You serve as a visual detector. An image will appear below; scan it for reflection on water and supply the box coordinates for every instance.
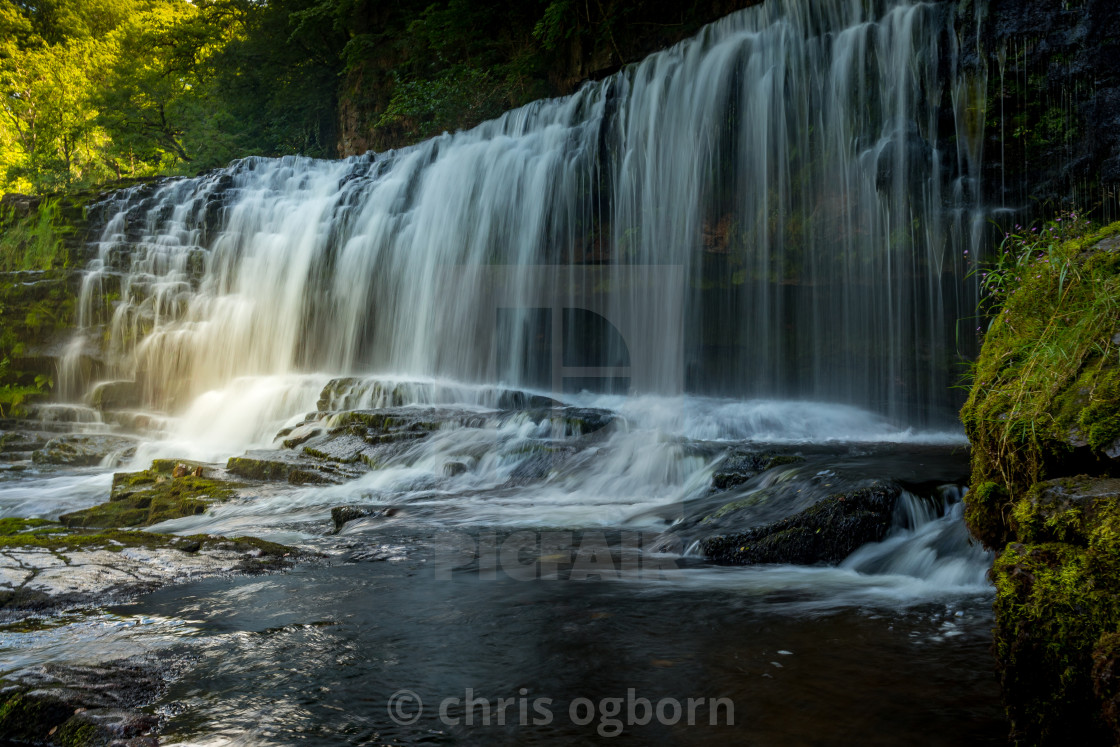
[112,557,1004,745]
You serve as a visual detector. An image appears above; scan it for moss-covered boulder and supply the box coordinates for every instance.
[983,479,1120,743]
[962,220,1120,744]
[962,221,1120,546]
[59,462,240,528]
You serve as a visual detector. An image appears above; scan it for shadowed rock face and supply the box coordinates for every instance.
[701,482,900,565]
[960,0,1120,212]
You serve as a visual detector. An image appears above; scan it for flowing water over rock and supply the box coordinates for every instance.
[63,0,984,427]
[0,0,1007,742]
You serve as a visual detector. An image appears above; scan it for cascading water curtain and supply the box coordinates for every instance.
[67,0,986,427]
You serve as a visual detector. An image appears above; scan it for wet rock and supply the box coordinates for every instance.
[328,408,444,442]
[1012,477,1120,544]
[300,432,372,463]
[496,389,559,409]
[282,425,322,449]
[87,379,141,411]
[0,518,304,615]
[504,444,576,486]
[317,378,408,411]
[710,450,805,491]
[227,451,358,484]
[0,659,168,746]
[443,461,468,477]
[520,406,616,437]
[31,434,137,467]
[330,505,398,533]
[701,482,900,565]
[171,462,203,478]
[875,123,932,194]
[0,430,52,459]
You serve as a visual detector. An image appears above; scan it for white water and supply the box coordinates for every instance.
[65,0,984,432]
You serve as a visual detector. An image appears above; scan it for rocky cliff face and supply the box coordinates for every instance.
[963,0,1120,216]
[0,187,141,411]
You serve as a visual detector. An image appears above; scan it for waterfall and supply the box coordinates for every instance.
[67,0,985,429]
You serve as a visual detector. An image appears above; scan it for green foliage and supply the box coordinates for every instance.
[377,66,510,140]
[0,198,70,271]
[534,0,575,51]
[0,0,346,194]
[0,0,749,191]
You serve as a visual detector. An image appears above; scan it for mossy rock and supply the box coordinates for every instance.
[0,691,75,743]
[962,221,1120,547]
[986,478,1120,744]
[0,517,294,558]
[992,541,1120,745]
[964,480,1012,550]
[962,221,1120,741]
[0,517,184,553]
[227,453,335,484]
[58,468,241,528]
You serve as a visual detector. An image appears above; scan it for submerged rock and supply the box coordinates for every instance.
[701,482,900,565]
[443,461,468,476]
[87,379,141,411]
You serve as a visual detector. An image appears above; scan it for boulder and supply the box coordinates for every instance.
[701,482,900,565]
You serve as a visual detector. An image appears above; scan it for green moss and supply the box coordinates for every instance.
[0,691,72,741]
[149,458,209,475]
[0,517,58,536]
[226,455,288,481]
[992,540,1120,744]
[56,718,100,747]
[962,219,1120,543]
[58,469,240,528]
[0,518,296,562]
[0,520,173,552]
[0,197,73,273]
[707,493,767,521]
